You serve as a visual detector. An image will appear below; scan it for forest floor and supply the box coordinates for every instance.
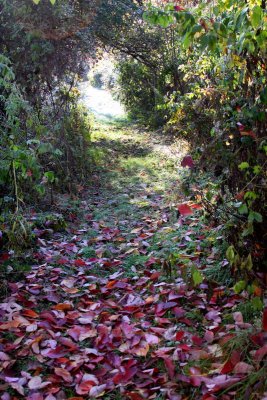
[0,120,266,400]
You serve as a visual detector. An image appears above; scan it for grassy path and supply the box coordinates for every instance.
[0,121,265,400]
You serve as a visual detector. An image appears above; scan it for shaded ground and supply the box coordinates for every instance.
[0,121,266,400]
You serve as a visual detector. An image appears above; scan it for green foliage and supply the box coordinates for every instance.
[117,59,166,126]
[143,0,267,278]
[0,56,93,211]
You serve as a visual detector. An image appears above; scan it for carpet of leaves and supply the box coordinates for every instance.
[1,171,267,399]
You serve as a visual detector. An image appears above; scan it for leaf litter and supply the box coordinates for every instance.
[0,125,266,400]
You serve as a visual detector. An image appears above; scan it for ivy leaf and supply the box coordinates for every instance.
[32,0,40,3]
[50,0,56,3]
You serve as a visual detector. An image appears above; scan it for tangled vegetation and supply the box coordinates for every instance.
[0,0,266,398]
[114,0,267,285]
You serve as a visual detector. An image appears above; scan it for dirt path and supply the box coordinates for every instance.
[0,121,265,400]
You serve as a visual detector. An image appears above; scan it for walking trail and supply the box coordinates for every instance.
[0,116,265,399]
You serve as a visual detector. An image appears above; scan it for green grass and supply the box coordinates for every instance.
[81,246,96,258]
[122,254,150,272]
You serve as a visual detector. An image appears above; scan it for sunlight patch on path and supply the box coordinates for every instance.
[79,82,126,120]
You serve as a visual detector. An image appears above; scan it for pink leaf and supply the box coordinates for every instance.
[233,311,243,325]
[89,384,107,397]
[144,333,159,345]
[28,376,50,390]
[233,362,254,374]
[254,345,267,362]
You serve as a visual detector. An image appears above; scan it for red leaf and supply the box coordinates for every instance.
[75,374,99,395]
[54,368,73,383]
[67,325,97,341]
[0,252,10,262]
[221,360,235,374]
[113,366,137,384]
[254,345,267,362]
[175,331,185,341]
[174,5,185,11]
[22,309,39,318]
[240,130,256,139]
[164,357,175,379]
[178,204,193,216]
[181,155,194,168]
[155,301,177,316]
[41,346,67,359]
[250,332,267,346]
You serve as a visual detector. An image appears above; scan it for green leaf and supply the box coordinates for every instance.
[260,87,267,105]
[248,211,263,223]
[251,5,263,29]
[251,296,263,311]
[238,161,249,170]
[36,185,45,195]
[226,245,235,264]
[244,191,258,201]
[44,171,56,183]
[241,254,253,271]
[253,165,261,174]
[32,0,40,3]
[37,142,54,154]
[238,204,248,215]
[50,0,56,4]
[158,14,173,28]
[242,221,254,237]
[200,33,217,51]
[192,268,203,286]
[233,280,246,294]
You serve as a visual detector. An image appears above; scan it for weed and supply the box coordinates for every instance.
[185,310,203,324]
[204,262,234,287]
[234,300,263,324]
[81,246,96,258]
[222,329,254,358]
